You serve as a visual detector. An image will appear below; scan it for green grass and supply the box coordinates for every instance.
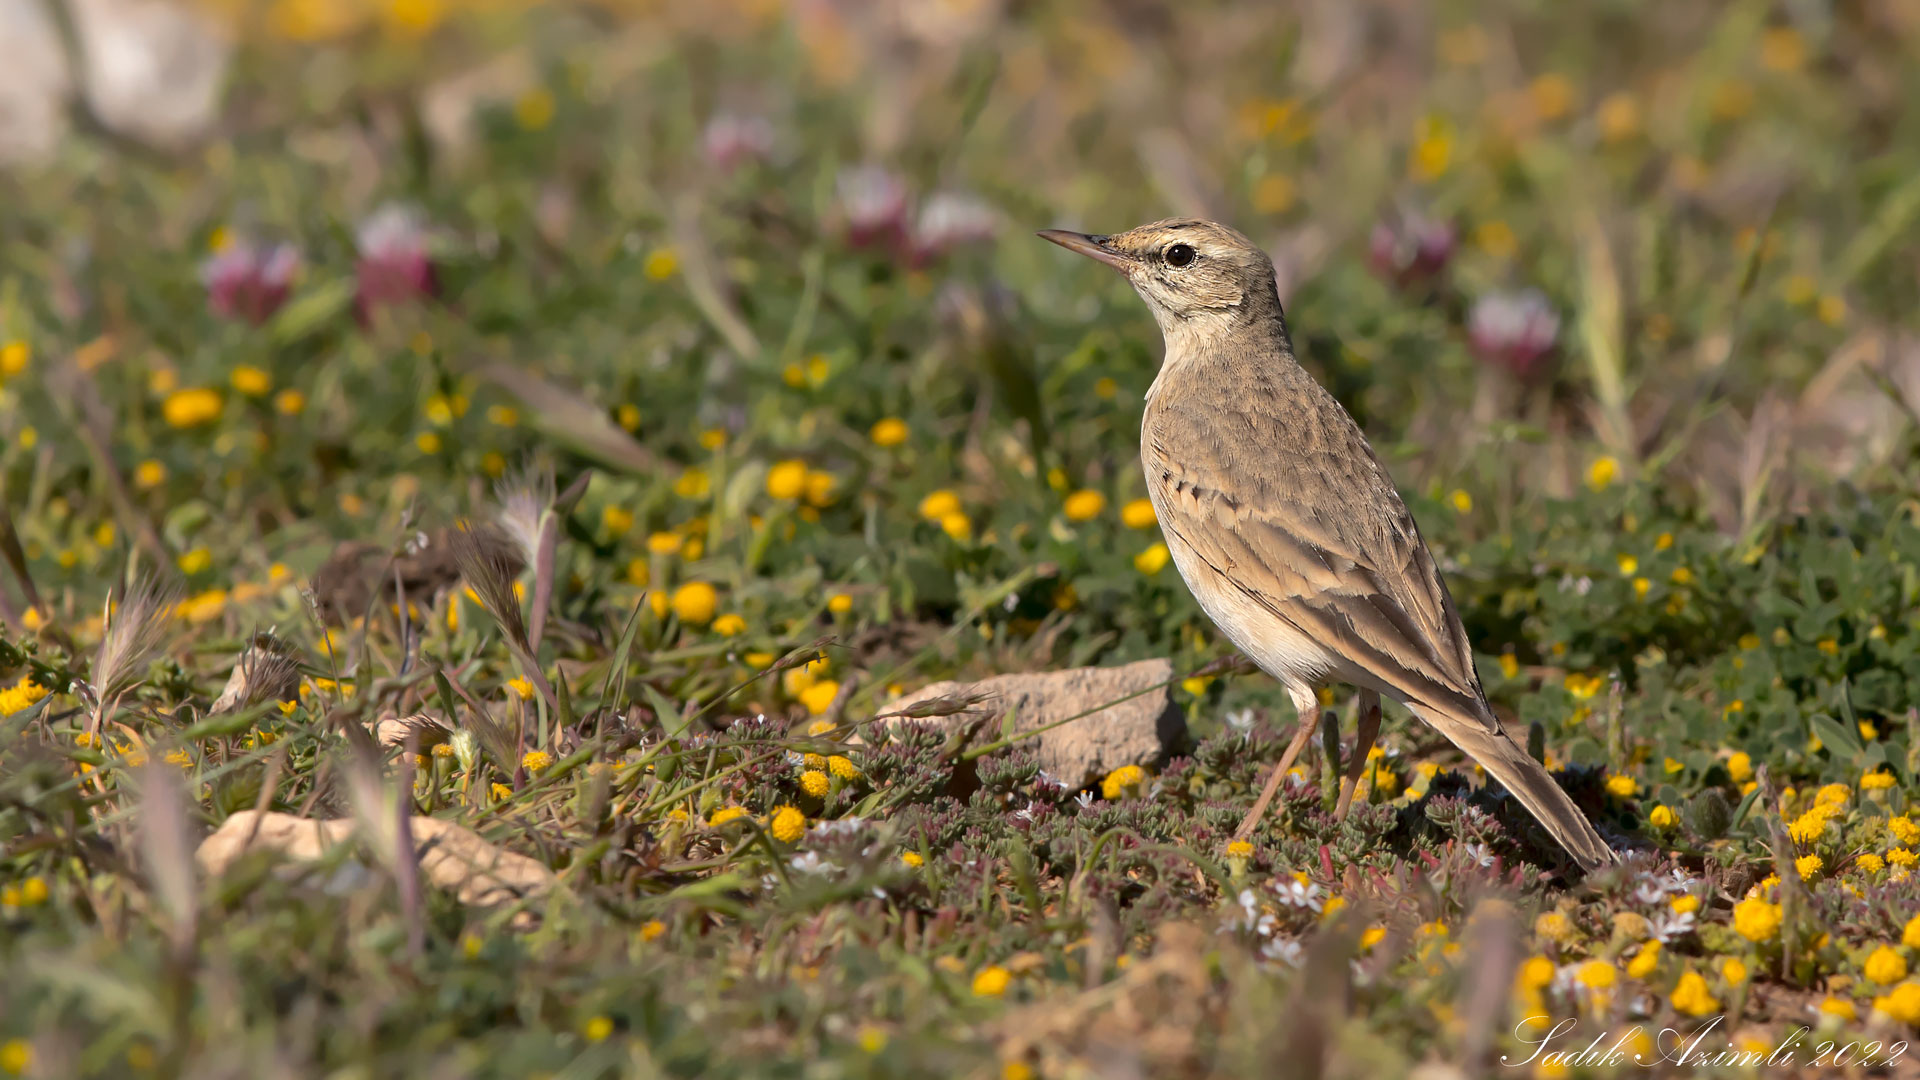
[4,2,1920,1076]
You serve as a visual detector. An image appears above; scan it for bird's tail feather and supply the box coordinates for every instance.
[1411,705,1615,873]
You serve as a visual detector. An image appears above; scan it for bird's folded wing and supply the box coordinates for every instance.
[1146,405,1496,731]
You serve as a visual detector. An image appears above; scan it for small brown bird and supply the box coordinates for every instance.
[1041,218,1613,872]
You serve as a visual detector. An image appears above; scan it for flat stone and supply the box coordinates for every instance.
[882,659,1186,787]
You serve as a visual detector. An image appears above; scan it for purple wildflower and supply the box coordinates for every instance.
[201,240,300,325]
[1467,288,1560,379]
[354,204,436,323]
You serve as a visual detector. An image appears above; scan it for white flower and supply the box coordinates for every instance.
[790,851,837,875]
[1074,791,1094,810]
[1462,842,1496,867]
[1260,937,1305,966]
[1649,910,1696,943]
[1225,708,1255,734]
[1274,878,1324,912]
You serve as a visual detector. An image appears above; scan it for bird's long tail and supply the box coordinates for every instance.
[1411,704,1615,873]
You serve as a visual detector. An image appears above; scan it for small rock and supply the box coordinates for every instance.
[0,0,72,167]
[883,659,1186,787]
[197,810,555,909]
[70,0,230,148]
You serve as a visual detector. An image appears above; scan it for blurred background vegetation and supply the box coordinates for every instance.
[3,0,1920,1075]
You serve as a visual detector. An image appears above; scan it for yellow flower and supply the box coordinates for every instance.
[0,1038,32,1076]
[1596,92,1640,142]
[1670,971,1718,1017]
[414,431,441,455]
[582,1015,613,1042]
[1473,220,1517,259]
[1859,853,1886,874]
[1101,764,1146,800]
[674,468,710,499]
[1875,981,1920,1025]
[1118,498,1159,530]
[1605,774,1638,798]
[1862,769,1896,790]
[1225,840,1253,859]
[799,769,830,798]
[1759,27,1806,72]
[134,459,168,490]
[601,505,635,537]
[1632,577,1651,599]
[638,919,667,942]
[1587,456,1619,491]
[0,339,28,376]
[1448,489,1472,513]
[1727,752,1753,782]
[274,388,305,415]
[647,532,683,556]
[1818,996,1856,1021]
[799,680,841,716]
[521,750,553,772]
[230,365,272,397]
[828,755,859,779]
[1648,804,1676,828]
[1516,956,1555,991]
[507,676,534,701]
[1866,945,1909,985]
[901,850,924,868]
[1575,959,1616,990]
[1903,914,1920,949]
[1891,818,1920,846]
[490,782,513,800]
[918,489,961,521]
[1795,854,1823,880]
[1732,896,1782,942]
[1817,294,1847,326]
[1134,543,1171,576]
[177,546,213,576]
[766,459,809,500]
[1359,926,1387,950]
[1720,957,1748,986]
[1251,172,1295,214]
[1528,73,1576,120]
[1616,553,1638,576]
[164,749,193,769]
[939,512,973,542]
[1534,911,1573,944]
[1670,894,1700,915]
[671,582,718,625]
[770,805,806,843]
[1062,490,1106,522]
[1563,672,1602,700]
[162,388,223,428]
[712,613,746,637]
[708,806,749,828]
[827,593,853,615]
[643,247,679,281]
[869,417,908,447]
[1409,115,1452,181]
[1627,941,1661,978]
[971,965,1012,997]
[804,470,837,508]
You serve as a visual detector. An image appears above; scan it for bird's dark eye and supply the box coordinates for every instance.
[1165,243,1196,268]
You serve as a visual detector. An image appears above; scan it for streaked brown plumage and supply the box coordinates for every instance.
[1040,218,1613,873]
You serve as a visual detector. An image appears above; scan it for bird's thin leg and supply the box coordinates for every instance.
[1233,703,1324,842]
[1335,688,1383,821]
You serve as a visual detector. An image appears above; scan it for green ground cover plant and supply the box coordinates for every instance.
[3,1,1919,1075]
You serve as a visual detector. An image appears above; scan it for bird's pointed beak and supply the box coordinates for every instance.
[1037,229,1135,273]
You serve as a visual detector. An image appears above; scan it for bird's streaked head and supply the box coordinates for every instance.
[1038,218,1279,336]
